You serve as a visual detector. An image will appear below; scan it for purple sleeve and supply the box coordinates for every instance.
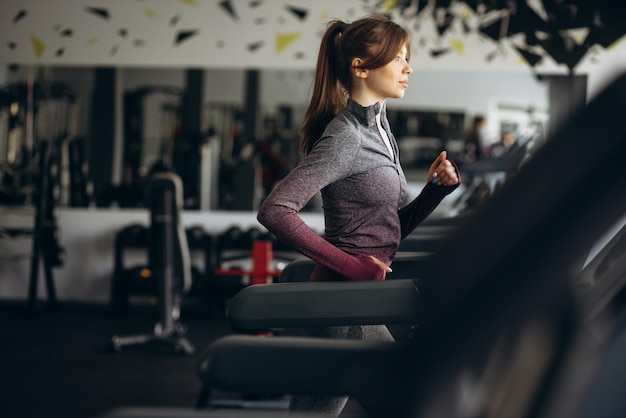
[398,163,461,239]
[257,136,385,281]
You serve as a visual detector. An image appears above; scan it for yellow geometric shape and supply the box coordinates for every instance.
[461,4,470,20]
[382,0,396,14]
[450,39,464,55]
[29,34,45,59]
[85,36,98,46]
[180,0,197,5]
[276,32,300,54]
[144,8,157,18]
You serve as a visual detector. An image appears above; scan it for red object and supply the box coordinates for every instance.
[214,240,281,285]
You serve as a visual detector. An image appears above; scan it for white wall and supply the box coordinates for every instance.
[0,206,326,304]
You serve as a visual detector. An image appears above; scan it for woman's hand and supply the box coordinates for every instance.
[428,151,459,187]
[368,255,392,279]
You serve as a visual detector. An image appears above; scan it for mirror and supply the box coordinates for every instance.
[0,65,550,211]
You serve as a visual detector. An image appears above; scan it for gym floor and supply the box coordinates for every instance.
[1,301,235,418]
[1,301,371,418]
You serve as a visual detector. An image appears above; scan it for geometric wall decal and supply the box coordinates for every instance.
[449,39,464,55]
[276,32,300,53]
[389,0,626,71]
[144,8,157,18]
[13,10,27,24]
[515,46,543,67]
[219,0,238,21]
[0,0,624,72]
[85,6,110,20]
[247,41,264,52]
[430,47,451,58]
[285,5,307,21]
[175,30,199,45]
[29,34,45,58]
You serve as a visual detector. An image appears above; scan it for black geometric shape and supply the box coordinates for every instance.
[430,48,451,58]
[170,14,181,26]
[586,27,626,49]
[219,0,238,21]
[542,1,595,31]
[485,49,501,62]
[250,0,262,7]
[85,6,110,20]
[514,46,543,67]
[507,2,548,37]
[480,17,505,41]
[60,28,73,37]
[437,0,453,8]
[540,34,589,69]
[435,10,455,37]
[13,10,27,24]
[118,28,128,38]
[55,47,65,57]
[247,41,264,52]
[463,0,480,14]
[461,18,471,34]
[285,5,307,21]
[525,30,542,47]
[175,30,199,46]
[7,42,17,50]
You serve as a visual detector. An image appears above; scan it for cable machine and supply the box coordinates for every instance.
[0,76,87,310]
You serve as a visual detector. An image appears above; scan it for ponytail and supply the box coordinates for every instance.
[299,20,351,155]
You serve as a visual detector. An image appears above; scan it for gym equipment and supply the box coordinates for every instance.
[110,223,150,310]
[27,80,80,308]
[451,134,534,213]
[214,241,281,286]
[193,73,626,417]
[111,172,194,355]
[0,80,79,310]
[28,140,65,311]
[110,223,212,311]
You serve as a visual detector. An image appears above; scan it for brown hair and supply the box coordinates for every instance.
[299,15,411,155]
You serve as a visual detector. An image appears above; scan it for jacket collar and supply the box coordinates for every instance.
[346,99,385,128]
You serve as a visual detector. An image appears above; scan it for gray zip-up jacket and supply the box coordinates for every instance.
[257,99,459,281]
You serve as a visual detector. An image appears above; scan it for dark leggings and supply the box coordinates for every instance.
[288,324,395,416]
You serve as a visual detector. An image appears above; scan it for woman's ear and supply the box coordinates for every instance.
[351,57,368,79]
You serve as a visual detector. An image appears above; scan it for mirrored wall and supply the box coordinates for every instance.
[0,65,550,211]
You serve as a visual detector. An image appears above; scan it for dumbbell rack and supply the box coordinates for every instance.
[214,240,281,285]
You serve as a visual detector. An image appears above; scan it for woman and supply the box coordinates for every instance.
[257,15,460,415]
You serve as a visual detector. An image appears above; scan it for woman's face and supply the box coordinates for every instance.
[364,44,413,103]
